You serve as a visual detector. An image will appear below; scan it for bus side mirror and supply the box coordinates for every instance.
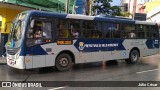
[30,20,35,28]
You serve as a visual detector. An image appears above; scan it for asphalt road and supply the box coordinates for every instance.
[0,54,160,90]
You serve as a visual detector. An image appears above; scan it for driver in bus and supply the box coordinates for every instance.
[34,29,42,44]
[35,29,42,38]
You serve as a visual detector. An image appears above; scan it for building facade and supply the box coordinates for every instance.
[120,0,152,17]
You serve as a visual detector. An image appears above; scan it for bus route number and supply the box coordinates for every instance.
[57,40,73,45]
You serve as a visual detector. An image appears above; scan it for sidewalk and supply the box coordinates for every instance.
[0,57,7,64]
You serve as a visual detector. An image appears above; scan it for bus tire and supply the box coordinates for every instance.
[125,50,139,64]
[55,53,72,71]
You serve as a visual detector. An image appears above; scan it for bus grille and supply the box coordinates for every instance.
[7,49,17,55]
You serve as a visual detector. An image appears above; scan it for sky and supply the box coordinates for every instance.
[110,0,121,6]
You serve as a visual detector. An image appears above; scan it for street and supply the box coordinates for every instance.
[0,54,160,90]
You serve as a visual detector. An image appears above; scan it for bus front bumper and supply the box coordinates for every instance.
[7,54,25,69]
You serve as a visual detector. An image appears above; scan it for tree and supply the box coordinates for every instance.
[93,0,113,15]
[121,12,132,17]
[111,6,122,16]
[93,0,130,17]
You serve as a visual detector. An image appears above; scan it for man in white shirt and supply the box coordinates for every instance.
[72,30,79,38]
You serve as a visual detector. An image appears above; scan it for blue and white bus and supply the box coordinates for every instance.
[6,10,159,71]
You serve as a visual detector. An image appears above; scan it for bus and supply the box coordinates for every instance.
[6,10,159,71]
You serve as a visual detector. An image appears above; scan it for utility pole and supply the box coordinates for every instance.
[66,0,69,14]
[87,0,91,15]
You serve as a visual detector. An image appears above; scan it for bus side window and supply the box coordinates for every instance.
[57,19,69,38]
[82,21,90,38]
[103,23,119,38]
[69,20,80,38]
[136,25,148,39]
[26,20,53,46]
[42,22,52,42]
[123,24,136,38]
[83,21,102,38]
[149,26,158,38]
[26,20,42,46]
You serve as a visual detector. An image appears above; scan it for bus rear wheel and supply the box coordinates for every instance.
[55,53,72,71]
[125,50,139,64]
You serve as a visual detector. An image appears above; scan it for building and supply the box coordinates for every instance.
[120,0,136,18]
[147,6,160,23]
[143,0,160,13]
[120,0,151,18]
[137,0,160,23]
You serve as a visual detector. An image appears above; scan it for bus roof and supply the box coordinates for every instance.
[25,10,156,25]
[135,21,156,25]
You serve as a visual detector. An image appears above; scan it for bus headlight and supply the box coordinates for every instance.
[16,53,20,59]
[16,49,20,59]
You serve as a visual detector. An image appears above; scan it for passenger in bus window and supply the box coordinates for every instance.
[72,29,79,38]
[130,30,136,38]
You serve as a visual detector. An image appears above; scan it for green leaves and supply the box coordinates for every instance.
[93,0,127,17]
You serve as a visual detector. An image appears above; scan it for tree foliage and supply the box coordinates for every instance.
[93,0,124,16]
[111,6,122,16]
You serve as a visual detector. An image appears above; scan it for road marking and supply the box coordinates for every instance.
[136,69,159,74]
[48,86,66,90]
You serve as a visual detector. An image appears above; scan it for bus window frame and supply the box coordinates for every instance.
[102,22,121,39]
[25,17,55,47]
[82,20,103,39]
[135,24,158,39]
[121,23,136,39]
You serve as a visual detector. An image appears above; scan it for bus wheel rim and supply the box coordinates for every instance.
[59,57,69,67]
[132,52,137,61]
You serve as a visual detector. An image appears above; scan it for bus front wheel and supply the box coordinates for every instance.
[125,50,139,64]
[55,53,72,71]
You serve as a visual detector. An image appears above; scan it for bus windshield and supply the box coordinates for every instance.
[8,20,23,48]
[8,13,27,48]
